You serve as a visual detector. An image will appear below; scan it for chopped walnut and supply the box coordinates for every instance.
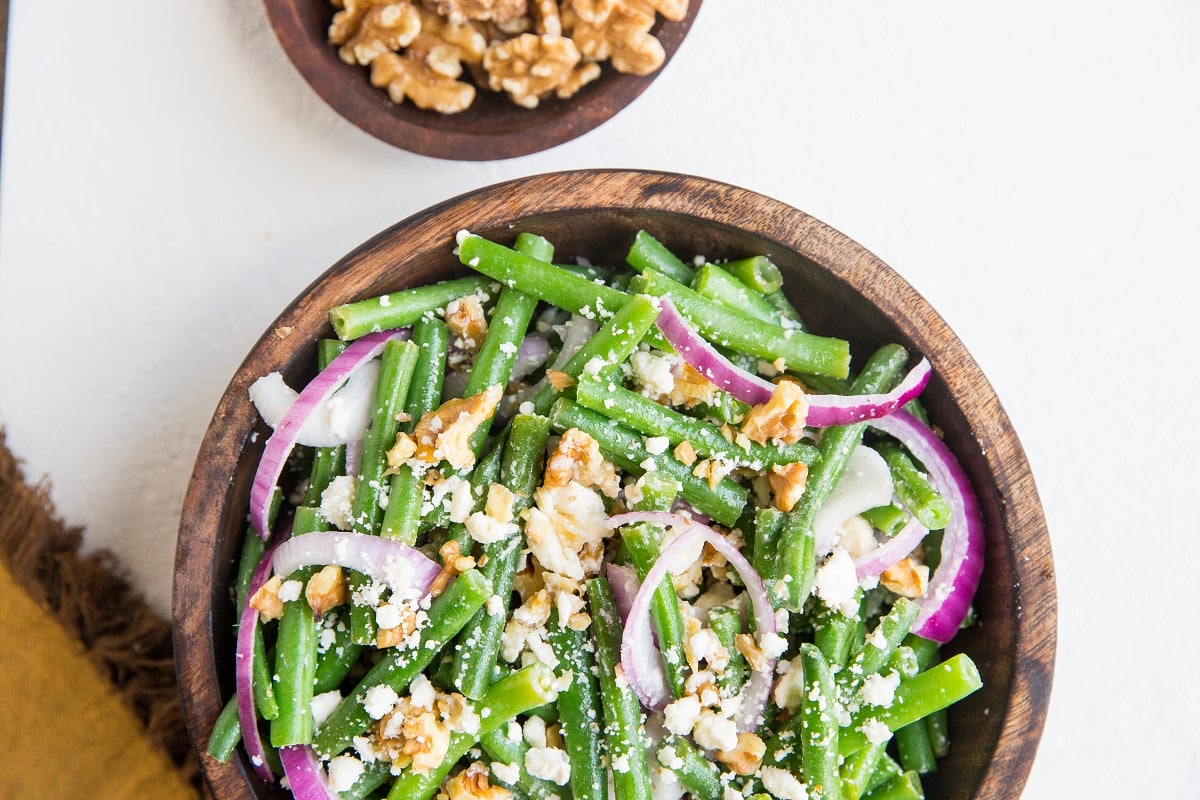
[330,1,422,66]
[716,732,766,776]
[305,565,348,617]
[880,557,930,598]
[546,369,576,390]
[485,483,516,522]
[374,700,452,775]
[692,456,735,489]
[531,0,564,35]
[427,0,528,25]
[375,604,420,648]
[523,481,611,579]
[501,588,553,662]
[405,384,503,470]
[734,633,769,674]
[446,761,512,800]
[768,461,809,512]
[740,380,810,446]
[544,428,620,498]
[674,439,698,466]
[250,575,285,622]
[562,0,665,76]
[483,33,600,109]
[370,51,477,113]
[429,540,478,597]
[445,294,489,349]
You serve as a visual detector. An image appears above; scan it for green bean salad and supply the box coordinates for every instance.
[211,229,984,800]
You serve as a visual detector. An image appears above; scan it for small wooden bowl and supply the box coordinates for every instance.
[262,1,703,160]
[174,170,1056,800]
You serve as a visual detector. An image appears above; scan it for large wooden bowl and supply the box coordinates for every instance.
[262,1,702,160]
[174,169,1056,800]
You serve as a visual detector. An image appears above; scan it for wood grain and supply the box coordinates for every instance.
[174,170,1056,800]
[260,1,702,160]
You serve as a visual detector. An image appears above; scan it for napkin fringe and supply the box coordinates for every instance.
[0,430,200,792]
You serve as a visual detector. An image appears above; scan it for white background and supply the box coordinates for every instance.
[2,1,1198,797]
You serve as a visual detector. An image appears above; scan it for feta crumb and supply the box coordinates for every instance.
[499,341,518,355]
[630,350,677,396]
[519,401,535,415]
[362,684,399,719]
[525,747,571,785]
[692,710,739,752]
[814,547,860,615]
[320,475,357,531]
[311,690,342,728]
[760,766,809,800]
[409,674,436,710]
[486,594,505,616]
[663,694,702,736]
[862,671,902,707]
[277,580,303,603]
[327,755,365,793]
[375,603,403,630]
[645,436,670,455]
[523,716,548,748]
[861,717,892,744]
[491,761,521,785]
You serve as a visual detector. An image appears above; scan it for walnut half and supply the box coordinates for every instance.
[483,33,601,108]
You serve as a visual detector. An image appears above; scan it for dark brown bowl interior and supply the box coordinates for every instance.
[174,169,1055,800]
[262,1,703,160]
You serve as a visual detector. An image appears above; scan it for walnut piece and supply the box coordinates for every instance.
[544,428,620,498]
[880,557,930,598]
[562,0,665,76]
[370,52,477,114]
[305,565,348,617]
[483,33,600,109]
[740,380,810,446]
[768,461,809,512]
[374,699,452,774]
[330,1,422,66]
[249,575,284,622]
[428,0,528,25]
[397,384,503,470]
[446,761,513,800]
[716,732,766,776]
[409,7,488,79]
[429,540,478,597]
[445,294,489,350]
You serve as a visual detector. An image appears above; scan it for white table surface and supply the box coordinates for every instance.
[2,1,1198,796]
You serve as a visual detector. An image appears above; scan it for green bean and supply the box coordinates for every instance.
[797,644,841,800]
[763,289,807,330]
[847,597,920,683]
[887,645,921,680]
[546,611,605,800]
[708,605,748,695]
[815,588,862,668]
[655,736,722,800]
[862,770,924,800]
[620,522,688,698]
[234,523,281,721]
[838,654,982,756]
[628,268,851,379]
[874,439,952,531]
[380,316,449,544]
[895,717,938,775]
[384,665,559,800]
[860,503,910,537]
[631,471,681,513]
[865,754,904,794]
[549,398,747,527]
[515,231,555,262]
[926,709,950,758]
[312,569,493,757]
[479,727,563,800]
[723,254,783,294]
[692,262,778,323]
[625,229,695,284]
[313,616,363,695]
[450,414,549,699]
[206,694,242,762]
[291,506,330,533]
[841,741,887,800]
[330,275,494,341]
[751,507,785,586]
[252,631,279,722]
[530,294,661,415]
[776,344,910,610]
[270,569,319,747]
[339,758,394,800]
[586,577,653,800]
[574,373,817,468]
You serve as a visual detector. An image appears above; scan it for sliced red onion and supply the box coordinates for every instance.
[248,361,380,448]
[606,562,670,703]
[612,514,778,731]
[511,334,551,383]
[655,297,932,426]
[343,437,364,480]
[606,562,642,624]
[235,534,286,782]
[550,315,599,371]
[279,745,339,800]
[812,444,894,556]
[249,330,408,538]
[868,410,984,643]
[271,530,441,599]
[807,359,932,427]
[854,516,929,581]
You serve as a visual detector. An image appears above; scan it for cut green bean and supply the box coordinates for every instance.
[926,709,950,758]
[848,597,920,682]
[479,726,563,800]
[861,502,910,537]
[723,254,783,294]
[546,611,605,800]
[895,716,938,775]
[330,275,494,341]
[862,770,924,800]
[629,268,851,379]
[798,644,841,800]
[751,506,785,586]
[815,589,862,668]
[692,262,778,323]
[625,229,695,284]
[708,605,747,695]
[574,373,817,468]
[385,665,559,800]
[586,577,653,800]
[270,569,319,747]
[838,654,983,756]
[450,414,549,699]
[763,288,807,330]
[777,344,910,609]
[841,741,888,800]
[875,439,952,531]
[313,569,493,757]
[206,694,242,762]
[656,736,722,800]
[550,398,747,527]
[313,616,363,695]
[235,524,280,722]
[865,754,905,794]
[339,758,394,800]
[621,522,688,699]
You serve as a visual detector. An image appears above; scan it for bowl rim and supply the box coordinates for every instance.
[173,168,1056,800]
[260,1,704,160]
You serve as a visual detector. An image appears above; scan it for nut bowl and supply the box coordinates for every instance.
[174,169,1056,799]
[262,1,703,160]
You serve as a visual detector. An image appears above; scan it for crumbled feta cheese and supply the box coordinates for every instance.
[491,761,521,785]
[362,684,399,719]
[630,350,677,397]
[814,547,860,615]
[525,747,571,785]
[375,603,403,630]
[409,674,436,710]
[320,475,357,531]
[310,690,342,728]
[692,710,739,752]
[466,510,519,544]
[523,716,548,748]
[862,671,902,707]
[327,755,365,793]
[663,694,703,736]
[448,478,474,524]
[861,717,892,744]
[760,631,789,659]
[645,436,670,455]
[486,594,505,616]
[277,579,303,603]
[760,766,809,800]
[519,401,535,415]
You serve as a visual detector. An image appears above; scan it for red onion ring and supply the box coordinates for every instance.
[611,513,778,731]
[249,329,409,538]
[606,562,642,624]
[654,297,932,426]
[235,532,287,782]
[868,410,984,642]
[853,515,929,581]
[511,334,552,382]
[279,745,339,800]
[271,530,441,598]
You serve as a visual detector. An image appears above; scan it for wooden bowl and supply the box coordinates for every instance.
[262,1,703,160]
[174,169,1056,800]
